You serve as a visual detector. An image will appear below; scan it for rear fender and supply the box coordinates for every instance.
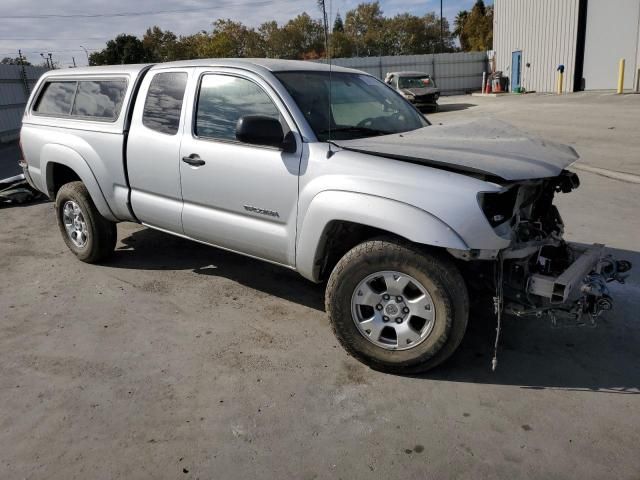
[42,144,117,221]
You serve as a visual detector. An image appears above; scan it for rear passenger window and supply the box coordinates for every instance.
[34,81,77,115]
[195,74,280,141]
[142,72,188,135]
[72,80,127,120]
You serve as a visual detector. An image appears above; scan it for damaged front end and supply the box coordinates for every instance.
[475,170,632,327]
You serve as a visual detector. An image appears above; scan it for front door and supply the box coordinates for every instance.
[511,51,522,91]
[179,69,302,266]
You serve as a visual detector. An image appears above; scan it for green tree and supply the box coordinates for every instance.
[454,10,470,50]
[173,31,209,60]
[1,56,31,65]
[381,12,453,55]
[281,13,325,59]
[454,1,493,51]
[89,34,148,65]
[344,1,385,56]
[330,31,355,57]
[258,21,287,58]
[333,12,344,32]
[142,26,179,62]
[88,2,464,64]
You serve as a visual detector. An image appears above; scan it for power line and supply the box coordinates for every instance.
[0,37,108,41]
[0,2,275,19]
[0,48,99,55]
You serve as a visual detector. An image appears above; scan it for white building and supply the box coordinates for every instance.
[493,0,640,92]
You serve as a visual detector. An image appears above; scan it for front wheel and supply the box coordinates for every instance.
[325,239,469,374]
[55,181,116,263]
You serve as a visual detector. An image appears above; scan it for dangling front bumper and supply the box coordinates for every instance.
[506,242,632,324]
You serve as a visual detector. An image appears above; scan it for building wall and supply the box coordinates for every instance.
[0,64,48,143]
[582,0,640,90]
[324,52,489,94]
[494,0,581,93]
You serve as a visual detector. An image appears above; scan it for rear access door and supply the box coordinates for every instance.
[127,66,193,233]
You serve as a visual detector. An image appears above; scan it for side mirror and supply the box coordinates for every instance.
[236,115,292,151]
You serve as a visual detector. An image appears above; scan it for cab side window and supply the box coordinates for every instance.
[195,74,281,142]
[142,72,188,135]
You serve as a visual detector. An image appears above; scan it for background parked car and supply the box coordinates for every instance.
[385,71,440,112]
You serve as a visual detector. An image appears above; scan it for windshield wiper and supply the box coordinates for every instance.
[319,126,391,137]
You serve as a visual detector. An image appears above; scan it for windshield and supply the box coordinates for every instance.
[275,71,428,141]
[398,76,436,89]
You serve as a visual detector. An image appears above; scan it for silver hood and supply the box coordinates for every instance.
[332,119,579,181]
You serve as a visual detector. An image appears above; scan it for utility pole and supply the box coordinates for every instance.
[18,49,30,95]
[80,45,90,65]
[40,53,50,69]
[440,0,444,53]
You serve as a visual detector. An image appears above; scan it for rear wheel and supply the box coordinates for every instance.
[326,239,468,374]
[55,181,116,263]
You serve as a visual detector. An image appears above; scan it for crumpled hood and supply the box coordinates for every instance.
[332,119,579,181]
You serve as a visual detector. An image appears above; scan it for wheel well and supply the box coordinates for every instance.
[48,163,81,197]
[315,221,408,281]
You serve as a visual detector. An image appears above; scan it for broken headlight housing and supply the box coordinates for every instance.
[478,186,519,227]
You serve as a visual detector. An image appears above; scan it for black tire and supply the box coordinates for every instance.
[325,239,469,374]
[55,181,116,263]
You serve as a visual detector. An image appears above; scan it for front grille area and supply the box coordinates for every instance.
[414,94,435,103]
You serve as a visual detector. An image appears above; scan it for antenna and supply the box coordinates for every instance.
[318,0,334,157]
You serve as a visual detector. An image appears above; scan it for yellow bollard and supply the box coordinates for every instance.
[617,58,625,94]
[557,71,564,95]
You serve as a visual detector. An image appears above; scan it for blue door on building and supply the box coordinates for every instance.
[511,51,522,91]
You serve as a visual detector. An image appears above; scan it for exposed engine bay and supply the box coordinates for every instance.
[475,170,632,327]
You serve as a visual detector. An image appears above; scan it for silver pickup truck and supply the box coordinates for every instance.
[19,59,630,373]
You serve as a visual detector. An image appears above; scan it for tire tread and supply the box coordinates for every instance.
[325,238,469,374]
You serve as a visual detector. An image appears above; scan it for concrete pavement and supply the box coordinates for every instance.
[1,93,639,479]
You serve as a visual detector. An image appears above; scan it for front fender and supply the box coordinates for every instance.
[42,144,117,221]
[296,190,468,282]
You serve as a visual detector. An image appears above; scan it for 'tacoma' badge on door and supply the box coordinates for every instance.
[244,205,280,218]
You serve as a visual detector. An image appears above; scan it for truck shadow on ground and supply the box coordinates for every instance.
[422,247,640,394]
[423,302,640,394]
[111,227,639,394]
[111,226,326,311]
[431,102,477,113]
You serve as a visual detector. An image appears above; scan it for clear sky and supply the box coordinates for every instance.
[0,0,490,67]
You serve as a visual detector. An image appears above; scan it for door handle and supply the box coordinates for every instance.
[182,154,205,166]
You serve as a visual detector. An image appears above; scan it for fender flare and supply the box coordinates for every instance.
[42,143,117,221]
[296,190,469,282]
